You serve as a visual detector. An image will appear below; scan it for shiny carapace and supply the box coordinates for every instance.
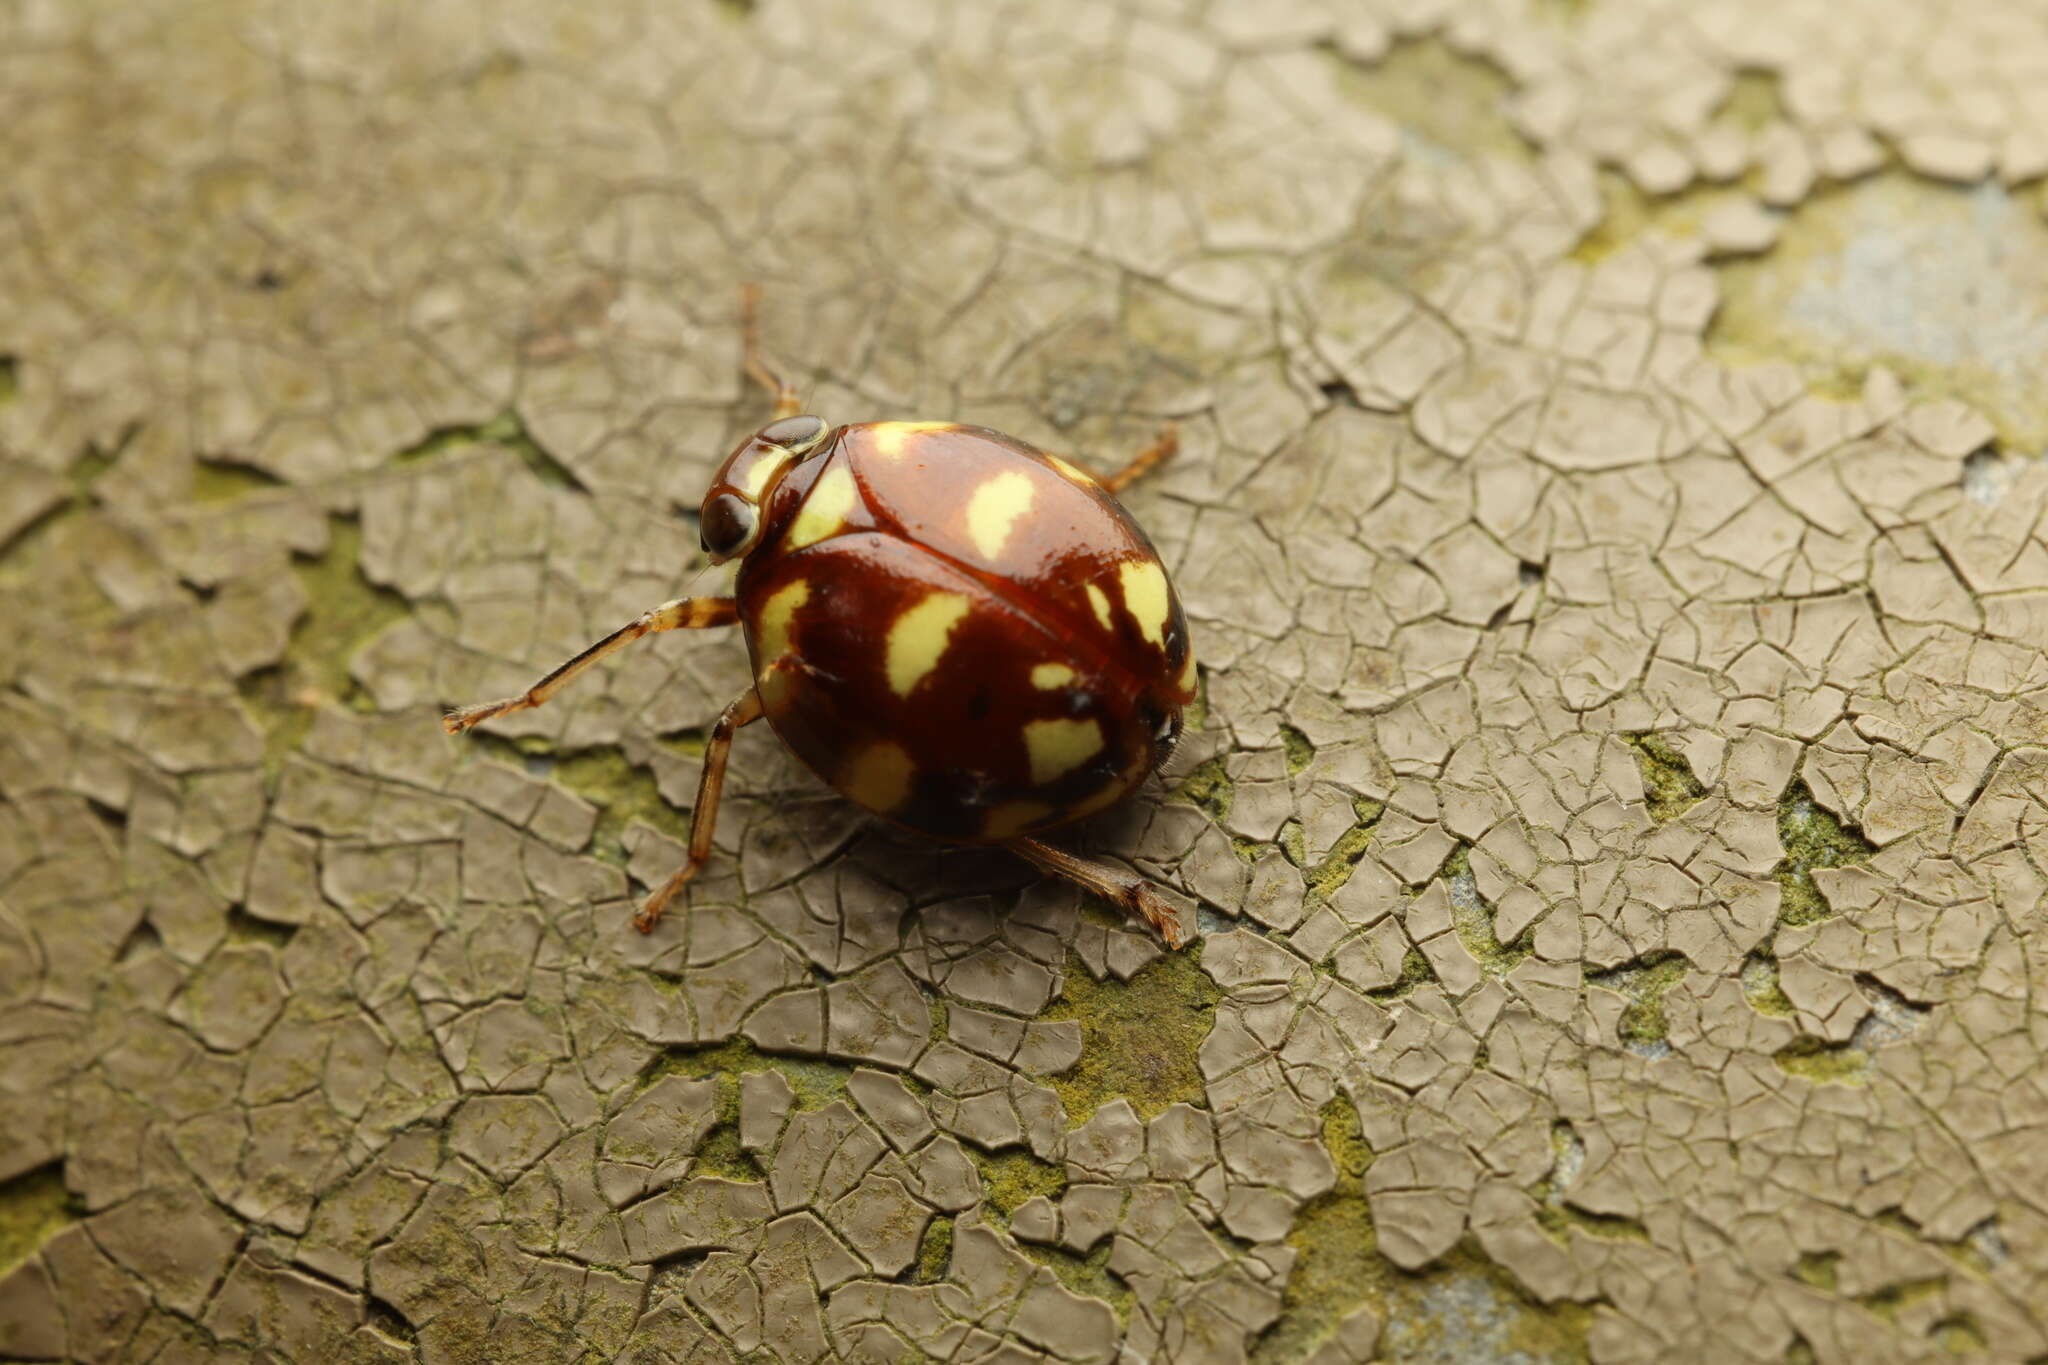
[444,295,1196,946]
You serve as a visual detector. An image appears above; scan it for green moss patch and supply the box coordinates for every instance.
[1170,756,1233,824]
[974,1149,1066,1218]
[1775,782,1875,928]
[1773,1036,1871,1086]
[911,1215,954,1283]
[392,409,585,493]
[0,1163,79,1276]
[1740,952,1797,1017]
[238,516,410,782]
[1443,845,1533,978]
[1279,725,1315,777]
[1041,948,1221,1122]
[1585,953,1688,1049]
[1623,733,1706,823]
[191,457,287,502]
[550,747,695,868]
[1305,798,1386,902]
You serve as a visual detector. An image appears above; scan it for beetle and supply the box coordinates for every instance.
[443,289,1197,947]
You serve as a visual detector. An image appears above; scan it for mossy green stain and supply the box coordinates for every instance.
[1741,952,1797,1018]
[1774,1036,1871,1086]
[1586,953,1688,1046]
[1279,725,1314,777]
[1019,1236,1135,1326]
[911,1215,954,1283]
[1931,1313,1987,1354]
[191,457,287,502]
[1775,782,1875,928]
[1171,755,1233,824]
[1624,733,1706,823]
[549,746,695,868]
[1791,1250,1840,1291]
[238,516,410,784]
[1306,798,1386,901]
[974,1150,1065,1217]
[0,1163,80,1276]
[392,409,584,493]
[1366,948,1434,1004]
[1041,947,1221,1121]
[1443,844,1534,978]
[1856,1275,1947,1322]
[643,1037,853,1114]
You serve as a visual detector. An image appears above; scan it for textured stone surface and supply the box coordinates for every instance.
[4,2,2048,1362]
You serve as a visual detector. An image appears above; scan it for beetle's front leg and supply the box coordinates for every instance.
[633,685,766,933]
[1098,423,1179,495]
[442,596,739,734]
[1007,837,1192,950]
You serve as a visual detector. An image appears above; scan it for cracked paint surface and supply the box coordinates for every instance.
[4,2,2048,1362]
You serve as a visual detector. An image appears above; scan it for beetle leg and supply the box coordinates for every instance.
[442,596,739,734]
[634,686,765,933]
[1007,837,1191,950]
[1097,423,1179,495]
[740,282,802,422]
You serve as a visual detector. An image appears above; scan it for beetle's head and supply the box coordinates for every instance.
[698,414,832,564]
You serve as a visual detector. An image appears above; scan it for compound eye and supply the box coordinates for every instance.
[759,414,829,455]
[700,492,759,561]
[1143,703,1183,768]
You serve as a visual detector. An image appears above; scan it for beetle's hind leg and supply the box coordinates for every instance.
[739,282,802,422]
[442,596,738,734]
[1008,837,1191,950]
[1098,423,1179,495]
[634,686,765,933]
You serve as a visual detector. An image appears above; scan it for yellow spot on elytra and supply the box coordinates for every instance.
[869,421,954,458]
[983,800,1054,840]
[1177,650,1198,695]
[1084,583,1114,631]
[738,448,792,499]
[757,664,792,711]
[1031,663,1075,689]
[1119,558,1170,647]
[886,592,971,697]
[786,464,857,549]
[1047,455,1094,485]
[756,579,810,661]
[965,470,1035,559]
[1024,717,1104,785]
[845,741,914,812]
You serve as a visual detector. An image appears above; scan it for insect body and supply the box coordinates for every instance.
[444,298,1195,947]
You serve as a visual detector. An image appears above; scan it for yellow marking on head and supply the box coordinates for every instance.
[1177,650,1198,696]
[982,800,1055,841]
[869,421,955,458]
[965,470,1036,559]
[1047,455,1094,485]
[756,579,810,661]
[1084,583,1114,631]
[738,448,793,500]
[886,591,971,697]
[845,741,914,813]
[1031,663,1075,690]
[1024,717,1104,785]
[785,463,857,550]
[1119,558,1170,648]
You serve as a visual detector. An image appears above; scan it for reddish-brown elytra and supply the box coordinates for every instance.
[443,287,1197,947]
